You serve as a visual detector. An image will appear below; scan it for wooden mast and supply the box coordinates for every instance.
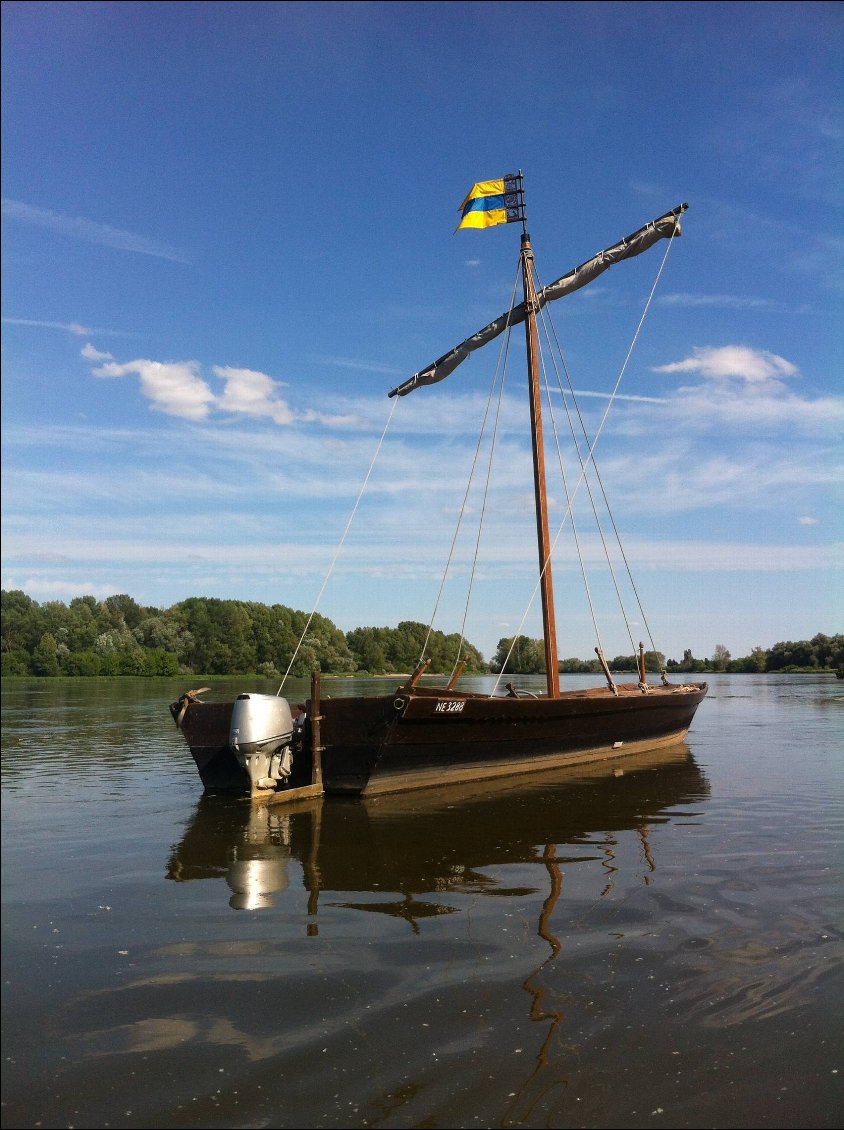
[521,231,560,698]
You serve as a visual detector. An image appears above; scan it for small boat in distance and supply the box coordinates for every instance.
[171,176,707,800]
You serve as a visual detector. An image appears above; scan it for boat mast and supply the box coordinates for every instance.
[520,229,560,698]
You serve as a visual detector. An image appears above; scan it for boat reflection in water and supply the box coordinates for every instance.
[167,744,709,1120]
[167,742,709,920]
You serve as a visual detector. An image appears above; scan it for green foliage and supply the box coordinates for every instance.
[32,632,60,677]
[558,656,602,674]
[761,633,843,672]
[0,591,484,679]
[606,650,666,674]
[346,622,486,675]
[490,636,546,675]
[1,589,840,682]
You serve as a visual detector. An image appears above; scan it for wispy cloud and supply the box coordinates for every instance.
[308,354,403,375]
[0,577,120,600]
[596,443,842,515]
[2,199,190,263]
[4,317,91,336]
[798,516,819,526]
[3,317,130,338]
[662,386,844,435]
[4,528,839,578]
[658,293,778,310]
[558,389,667,405]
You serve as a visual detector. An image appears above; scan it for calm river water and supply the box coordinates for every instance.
[1,673,842,1129]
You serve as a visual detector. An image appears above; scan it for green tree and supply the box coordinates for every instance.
[67,597,100,651]
[0,590,43,655]
[1,649,31,676]
[347,628,389,673]
[100,594,146,630]
[490,636,545,675]
[32,632,60,677]
[64,651,102,676]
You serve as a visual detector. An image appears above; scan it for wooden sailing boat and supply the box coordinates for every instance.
[170,176,707,799]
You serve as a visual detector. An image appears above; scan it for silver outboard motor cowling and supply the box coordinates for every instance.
[229,693,295,791]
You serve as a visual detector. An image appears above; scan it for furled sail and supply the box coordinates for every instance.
[389,203,688,398]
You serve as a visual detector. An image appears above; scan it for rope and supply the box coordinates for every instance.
[448,332,510,678]
[538,309,639,660]
[536,325,610,657]
[277,394,399,694]
[421,259,522,671]
[491,223,679,695]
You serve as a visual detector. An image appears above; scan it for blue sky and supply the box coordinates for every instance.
[2,0,841,664]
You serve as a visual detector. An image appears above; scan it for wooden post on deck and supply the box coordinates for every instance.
[638,642,649,693]
[309,670,324,789]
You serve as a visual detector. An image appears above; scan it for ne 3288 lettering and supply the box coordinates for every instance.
[433,700,465,714]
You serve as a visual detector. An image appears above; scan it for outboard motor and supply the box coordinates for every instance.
[228,693,295,792]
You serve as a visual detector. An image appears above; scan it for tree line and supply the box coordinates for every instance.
[489,634,843,676]
[0,591,485,679]
[1,590,840,679]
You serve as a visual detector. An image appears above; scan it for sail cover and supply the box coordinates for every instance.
[389,204,688,398]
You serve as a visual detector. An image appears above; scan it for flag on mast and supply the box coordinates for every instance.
[456,174,525,230]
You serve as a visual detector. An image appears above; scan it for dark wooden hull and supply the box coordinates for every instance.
[318,681,707,795]
[173,681,708,799]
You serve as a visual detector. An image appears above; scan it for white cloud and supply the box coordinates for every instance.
[213,366,295,425]
[93,359,216,421]
[85,353,368,430]
[81,343,114,361]
[798,516,819,525]
[653,345,799,383]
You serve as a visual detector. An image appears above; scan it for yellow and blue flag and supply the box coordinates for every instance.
[457,174,523,231]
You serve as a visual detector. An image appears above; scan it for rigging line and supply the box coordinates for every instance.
[491,225,679,695]
[421,258,523,669]
[536,315,610,657]
[277,394,400,695]
[541,233,680,665]
[546,321,645,660]
[450,324,511,678]
[536,301,639,660]
[494,316,604,687]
